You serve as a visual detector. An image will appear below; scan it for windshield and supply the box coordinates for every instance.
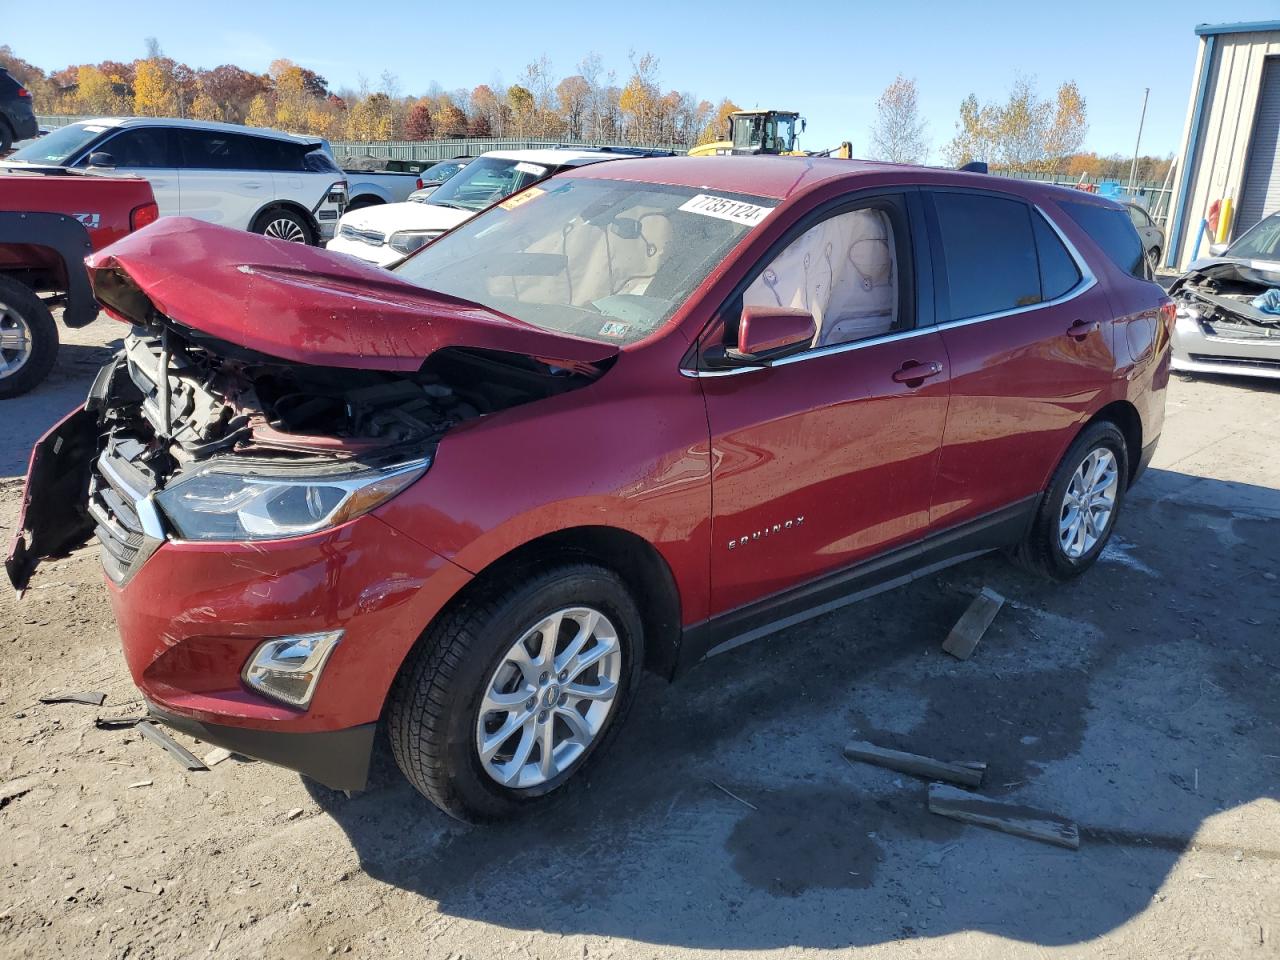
[427,156,551,212]
[394,178,775,346]
[8,122,109,164]
[1225,213,1280,262]
[423,160,466,185]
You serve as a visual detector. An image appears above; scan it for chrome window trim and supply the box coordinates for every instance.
[681,203,1096,378]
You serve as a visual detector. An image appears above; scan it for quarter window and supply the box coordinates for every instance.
[1032,213,1082,301]
[742,205,901,348]
[933,192,1041,321]
[1060,199,1145,278]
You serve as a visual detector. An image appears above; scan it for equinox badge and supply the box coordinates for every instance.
[728,516,805,551]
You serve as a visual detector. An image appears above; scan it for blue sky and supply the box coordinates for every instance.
[5,1,1279,158]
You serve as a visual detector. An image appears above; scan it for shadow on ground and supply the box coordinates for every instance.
[308,464,1280,949]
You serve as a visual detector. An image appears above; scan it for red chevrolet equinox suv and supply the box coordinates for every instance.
[8,157,1172,821]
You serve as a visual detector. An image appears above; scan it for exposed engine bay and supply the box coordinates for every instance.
[7,317,601,590]
[1170,261,1280,339]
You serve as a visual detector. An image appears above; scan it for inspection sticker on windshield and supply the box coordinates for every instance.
[499,186,546,211]
[514,162,548,176]
[678,194,774,227]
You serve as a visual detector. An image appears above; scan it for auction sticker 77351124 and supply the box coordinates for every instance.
[678,194,775,228]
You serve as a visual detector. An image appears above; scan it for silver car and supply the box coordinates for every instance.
[1170,211,1280,380]
[1125,203,1165,275]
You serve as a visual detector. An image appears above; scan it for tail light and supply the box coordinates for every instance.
[415,177,424,190]
[130,202,159,232]
[16,85,30,99]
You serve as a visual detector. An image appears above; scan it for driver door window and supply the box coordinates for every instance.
[741,204,903,351]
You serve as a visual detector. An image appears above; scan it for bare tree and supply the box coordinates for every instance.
[869,75,928,164]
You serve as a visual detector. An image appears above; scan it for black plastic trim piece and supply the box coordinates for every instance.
[675,495,1038,675]
[0,211,98,327]
[146,703,377,792]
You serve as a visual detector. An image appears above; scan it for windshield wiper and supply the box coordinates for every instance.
[430,200,467,210]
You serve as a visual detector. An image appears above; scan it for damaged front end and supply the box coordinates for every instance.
[1170,260,1280,379]
[7,223,611,591]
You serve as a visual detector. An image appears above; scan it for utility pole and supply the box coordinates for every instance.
[1128,87,1150,194]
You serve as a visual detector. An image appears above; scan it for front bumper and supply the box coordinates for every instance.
[108,511,472,785]
[1172,313,1280,380]
[149,703,376,791]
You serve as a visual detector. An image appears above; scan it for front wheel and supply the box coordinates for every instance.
[1011,421,1129,581]
[252,208,314,245]
[1146,246,1162,278]
[0,275,59,399]
[387,563,644,822]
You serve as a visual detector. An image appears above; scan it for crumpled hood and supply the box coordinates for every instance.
[86,217,618,371]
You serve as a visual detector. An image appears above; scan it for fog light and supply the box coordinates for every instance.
[242,631,343,708]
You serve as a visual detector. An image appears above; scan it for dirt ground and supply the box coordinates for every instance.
[1,315,1278,960]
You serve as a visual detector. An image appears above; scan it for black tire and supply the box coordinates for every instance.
[1010,420,1129,581]
[1146,246,1161,278]
[387,563,645,822]
[0,120,13,155]
[251,207,314,245]
[0,275,59,399]
[344,196,382,212]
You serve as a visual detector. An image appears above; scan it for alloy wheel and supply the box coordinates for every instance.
[0,301,32,379]
[475,606,622,789]
[262,217,308,243]
[1058,447,1119,559]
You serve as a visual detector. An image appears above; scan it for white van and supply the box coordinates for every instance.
[2,117,348,243]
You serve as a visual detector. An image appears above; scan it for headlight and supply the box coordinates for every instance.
[388,230,442,255]
[155,459,427,542]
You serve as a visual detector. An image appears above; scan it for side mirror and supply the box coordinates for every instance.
[86,151,116,168]
[729,306,816,363]
[1208,242,1228,257]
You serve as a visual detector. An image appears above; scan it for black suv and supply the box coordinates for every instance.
[0,68,39,153]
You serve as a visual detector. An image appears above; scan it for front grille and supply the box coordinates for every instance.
[338,223,386,246]
[1187,353,1280,371]
[87,435,162,584]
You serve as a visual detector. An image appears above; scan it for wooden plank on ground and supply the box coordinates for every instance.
[942,587,1006,660]
[844,740,986,787]
[927,783,1079,850]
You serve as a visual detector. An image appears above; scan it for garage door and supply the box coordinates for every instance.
[1237,56,1280,236]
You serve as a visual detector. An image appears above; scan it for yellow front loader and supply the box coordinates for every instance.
[688,110,852,159]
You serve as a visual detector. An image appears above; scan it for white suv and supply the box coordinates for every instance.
[326,147,668,265]
[2,117,347,243]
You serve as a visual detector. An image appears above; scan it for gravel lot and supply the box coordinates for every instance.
[1,315,1277,960]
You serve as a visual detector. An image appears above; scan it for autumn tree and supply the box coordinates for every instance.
[405,102,434,140]
[946,76,1089,173]
[75,65,130,114]
[1043,81,1088,171]
[507,84,534,136]
[557,75,591,139]
[699,98,741,145]
[133,58,179,116]
[869,74,928,164]
[196,65,268,123]
[245,93,274,127]
[435,100,468,138]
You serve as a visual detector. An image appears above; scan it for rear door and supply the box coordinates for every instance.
[176,130,271,229]
[925,188,1116,529]
[86,127,180,215]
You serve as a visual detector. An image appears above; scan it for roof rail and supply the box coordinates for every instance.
[553,144,676,157]
[958,161,989,174]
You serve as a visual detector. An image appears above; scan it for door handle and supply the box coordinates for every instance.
[1066,319,1100,341]
[892,360,944,385]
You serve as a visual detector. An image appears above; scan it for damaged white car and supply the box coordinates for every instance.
[1171,210,1280,380]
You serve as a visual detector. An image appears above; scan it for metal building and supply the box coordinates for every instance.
[1166,19,1280,270]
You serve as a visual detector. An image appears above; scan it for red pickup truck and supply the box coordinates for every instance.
[0,167,157,397]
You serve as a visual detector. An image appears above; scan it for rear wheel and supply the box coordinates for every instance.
[0,120,13,155]
[252,208,313,245]
[1146,246,1161,277]
[1011,421,1128,581]
[0,275,59,399]
[387,563,644,822]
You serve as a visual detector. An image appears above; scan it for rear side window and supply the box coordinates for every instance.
[1032,213,1082,301]
[1060,200,1144,278]
[933,192,1041,320]
[179,130,262,170]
